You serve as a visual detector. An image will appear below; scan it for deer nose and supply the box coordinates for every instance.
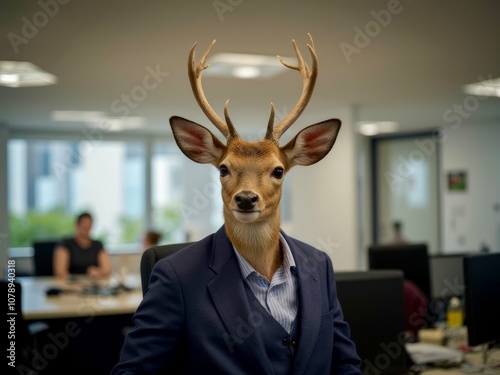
[235,191,258,211]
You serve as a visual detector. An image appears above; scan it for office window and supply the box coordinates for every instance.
[8,139,146,248]
[151,142,184,243]
[8,137,293,252]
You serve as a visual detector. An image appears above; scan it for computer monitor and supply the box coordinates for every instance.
[430,253,470,300]
[368,244,431,302]
[335,270,409,375]
[463,252,500,347]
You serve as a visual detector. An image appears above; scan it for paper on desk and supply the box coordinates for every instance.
[405,342,463,364]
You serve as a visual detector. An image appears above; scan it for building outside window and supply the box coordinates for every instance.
[8,139,149,250]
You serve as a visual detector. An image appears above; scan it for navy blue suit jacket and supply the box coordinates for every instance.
[112,226,362,374]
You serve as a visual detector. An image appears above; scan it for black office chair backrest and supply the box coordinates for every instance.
[335,270,410,375]
[32,240,59,276]
[140,242,193,296]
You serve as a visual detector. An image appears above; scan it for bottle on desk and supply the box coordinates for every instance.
[447,296,464,328]
[446,296,468,350]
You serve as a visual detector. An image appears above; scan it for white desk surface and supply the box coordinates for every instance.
[17,275,143,320]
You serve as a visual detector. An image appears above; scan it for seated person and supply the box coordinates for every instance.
[53,212,112,279]
[141,230,162,251]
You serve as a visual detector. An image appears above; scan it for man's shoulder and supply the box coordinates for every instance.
[281,231,328,260]
[156,232,217,270]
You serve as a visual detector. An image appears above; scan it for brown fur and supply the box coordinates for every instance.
[221,138,288,280]
[170,116,341,281]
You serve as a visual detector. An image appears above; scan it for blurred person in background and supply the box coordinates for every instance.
[390,220,410,245]
[141,230,162,251]
[53,212,112,279]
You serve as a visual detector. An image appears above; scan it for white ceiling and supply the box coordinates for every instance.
[1,0,499,138]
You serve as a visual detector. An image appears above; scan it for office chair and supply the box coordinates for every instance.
[140,242,194,296]
[335,270,411,375]
[32,240,59,276]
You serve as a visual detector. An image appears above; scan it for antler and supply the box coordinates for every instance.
[265,33,318,142]
[188,40,238,140]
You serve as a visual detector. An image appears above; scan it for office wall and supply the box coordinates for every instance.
[289,108,360,271]
[0,124,8,279]
[357,133,372,270]
[440,122,500,253]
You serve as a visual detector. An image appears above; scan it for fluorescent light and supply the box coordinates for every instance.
[210,53,286,66]
[52,111,106,122]
[359,123,380,136]
[463,77,500,97]
[232,66,261,79]
[204,53,296,79]
[357,121,399,136]
[101,117,145,131]
[0,61,57,87]
[51,110,145,131]
[0,74,19,84]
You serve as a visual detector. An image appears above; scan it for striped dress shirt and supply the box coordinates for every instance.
[233,234,298,333]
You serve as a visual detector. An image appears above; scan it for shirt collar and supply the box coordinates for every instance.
[233,233,296,280]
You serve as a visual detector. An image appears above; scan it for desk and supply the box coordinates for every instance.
[419,351,491,375]
[16,275,143,374]
[18,275,143,320]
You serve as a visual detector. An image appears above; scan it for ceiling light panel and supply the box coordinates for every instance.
[204,53,296,79]
[0,61,57,87]
[463,77,500,98]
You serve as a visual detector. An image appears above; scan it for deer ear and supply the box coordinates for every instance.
[170,116,226,165]
[282,119,341,167]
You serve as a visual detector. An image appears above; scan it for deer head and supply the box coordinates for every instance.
[170,34,341,279]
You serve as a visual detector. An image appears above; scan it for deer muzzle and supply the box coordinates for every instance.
[232,190,261,222]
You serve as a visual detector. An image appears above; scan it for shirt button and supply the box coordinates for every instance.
[282,338,289,346]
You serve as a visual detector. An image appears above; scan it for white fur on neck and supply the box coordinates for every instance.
[224,212,281,279]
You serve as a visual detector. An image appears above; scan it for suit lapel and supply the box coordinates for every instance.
[285,235,323,375]
[207,227,274,375]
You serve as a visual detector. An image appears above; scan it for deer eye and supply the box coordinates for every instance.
[272,167,284,179]
[219,164,229,177]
